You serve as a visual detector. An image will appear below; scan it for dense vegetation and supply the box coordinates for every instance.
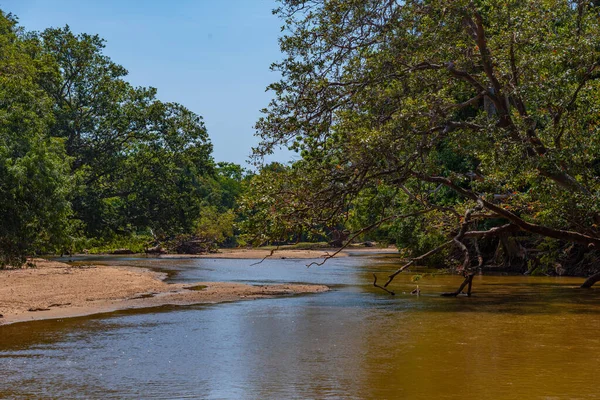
[0,12,247,266]
[244,0,600,291]
[4,1,600,292]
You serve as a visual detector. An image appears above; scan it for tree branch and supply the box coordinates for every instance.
[464,223,521,238]
[307,209,435,268]
[382,240,454,288]
[414,173,600,247]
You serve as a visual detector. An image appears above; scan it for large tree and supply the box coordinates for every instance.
[0,12,72,266]
[250,0,600,292]
[33,26,215,238]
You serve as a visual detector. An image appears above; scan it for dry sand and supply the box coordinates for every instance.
[0,259,328,326]
[159,246,395,259]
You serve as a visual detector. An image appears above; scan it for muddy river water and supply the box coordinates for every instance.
[1,253,599,399]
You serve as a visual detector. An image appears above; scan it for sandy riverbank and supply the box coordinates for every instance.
[0,259,328,326]
[157,246,397,259]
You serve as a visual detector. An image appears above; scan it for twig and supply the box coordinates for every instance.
[250,247,279,266]
[306,209,435,267]
[373,273,395,295]
[383,240,454,288]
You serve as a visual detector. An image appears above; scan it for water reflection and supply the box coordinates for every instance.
[1,255,600,399]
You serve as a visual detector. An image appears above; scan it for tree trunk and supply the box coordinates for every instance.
[580,272,600,288]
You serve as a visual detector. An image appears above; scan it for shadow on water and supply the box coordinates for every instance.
[0,304,207,351]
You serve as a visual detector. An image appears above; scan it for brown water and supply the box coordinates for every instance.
[1,254,599,399]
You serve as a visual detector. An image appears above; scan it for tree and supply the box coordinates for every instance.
[0,12,242,260]
[33,26,215,238]
[0,12,72,267]
[251,0,600,292]
[212,162,249,210]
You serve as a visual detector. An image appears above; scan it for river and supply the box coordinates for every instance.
[1,253,599,399]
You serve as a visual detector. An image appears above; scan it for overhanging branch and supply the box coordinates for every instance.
[413,173,600,247]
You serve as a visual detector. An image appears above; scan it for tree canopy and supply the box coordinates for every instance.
[248,0,600,290]
[0,11,243,265]
[31,26,216,238]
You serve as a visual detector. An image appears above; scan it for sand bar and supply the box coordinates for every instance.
[0,259,328,326]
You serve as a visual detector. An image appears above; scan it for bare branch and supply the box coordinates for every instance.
[472,238,484,269]
[443,91,487,111]
[306,209,435,267]
[250,247,279,266]
[472,12,503,95]
[373,273,395,295]
[441,273,476,297]
[464,223,521,238]
[382,240,454,288]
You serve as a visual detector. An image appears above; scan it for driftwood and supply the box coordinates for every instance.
[145,245,165,255]
[110,249,134,255]
[441,273,476,297]
[580,272,600,288]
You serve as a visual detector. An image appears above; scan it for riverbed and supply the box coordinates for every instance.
[1,253,599,399]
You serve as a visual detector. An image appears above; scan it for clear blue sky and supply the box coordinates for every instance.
[1,0,293,166]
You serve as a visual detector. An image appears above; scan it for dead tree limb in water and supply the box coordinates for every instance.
[440,201,483,297]
[374,201,484,295]
[441,272,476,297]
[380,240,454,288]
[472,238,484,272]
[373,274,395,295]
[308,209,435,268]
[580,272,600,288]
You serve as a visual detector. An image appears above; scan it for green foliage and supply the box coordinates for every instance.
[33,26,215,238]
[0,11,248,262]
[74,233,153,255]
[239,162,338,246]
[194,206,235,245]
[213,162,249,210]
[250,0,600,272]
[0,12,72,267]
[390,216,450,266]
[346,184,401,243]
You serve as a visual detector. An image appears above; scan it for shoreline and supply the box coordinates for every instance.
[97,246,398,260]
[158,247,398,260]
[0,259,328,326]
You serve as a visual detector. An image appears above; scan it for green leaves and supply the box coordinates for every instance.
[32,26,217,239]
[250,0,600,264]
[0,12,72,266]
[0,11,244,260]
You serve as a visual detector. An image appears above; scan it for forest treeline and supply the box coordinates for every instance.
[0,11,251,266]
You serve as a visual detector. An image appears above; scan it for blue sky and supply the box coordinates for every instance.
[1,0,293,167]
